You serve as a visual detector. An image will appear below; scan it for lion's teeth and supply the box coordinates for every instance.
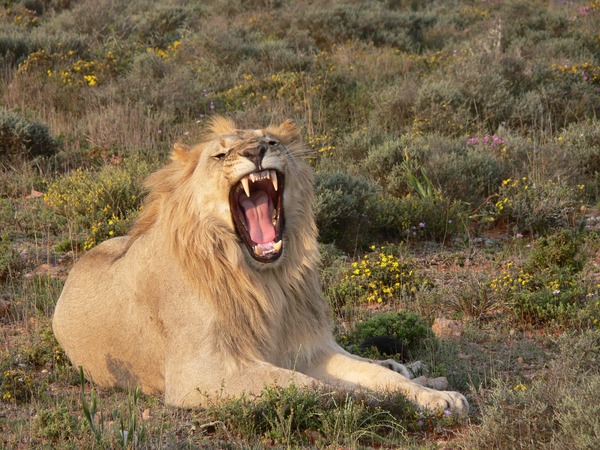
[271,170,278,191]
[241,178,251,197]
[254,241,282,257]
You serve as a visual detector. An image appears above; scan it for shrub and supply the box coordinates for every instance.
[0,109,58,160]
[0,26,34,64]
[494,176,584,234]
[442,275,499,320]
[0,367,37,403]
[342,311,432,358]
[0,232,20,284]
[314,171,383,252]
[34,404,79,441]
[490,230,591,326]
[326,245,432,308]
[413,79,473,137]
[444,53,517,132]
[300,3,436,51]
[381,193,467,243]
[369,79,419,135]
[557,121,600,202]
[44,158,153,249]
[329,126,389,163]
[133,4,201,49]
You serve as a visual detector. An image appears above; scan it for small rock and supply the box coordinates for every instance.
[432,318,464,338]
[25,189,44,199]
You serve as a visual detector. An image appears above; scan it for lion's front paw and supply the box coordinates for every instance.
[415,388,469,415]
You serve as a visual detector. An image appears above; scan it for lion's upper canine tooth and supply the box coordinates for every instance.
[241,177,251,197]
[270,170,278,191]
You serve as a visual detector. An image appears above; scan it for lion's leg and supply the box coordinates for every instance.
[163,359,321,407]
[306,349,469,414]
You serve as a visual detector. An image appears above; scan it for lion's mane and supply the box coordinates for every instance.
[128,117,329,367]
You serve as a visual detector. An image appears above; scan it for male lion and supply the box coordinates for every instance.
[53,117,468,414]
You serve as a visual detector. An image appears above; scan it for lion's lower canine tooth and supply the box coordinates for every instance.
[273,240,282,252]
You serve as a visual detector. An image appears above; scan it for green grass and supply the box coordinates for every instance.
[1,0,600,448]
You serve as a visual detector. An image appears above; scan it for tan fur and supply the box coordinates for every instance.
[53,117,468,413]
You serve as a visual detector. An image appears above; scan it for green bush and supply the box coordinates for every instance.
[524,229,584,273]
[325,244,432,308]
[0,27,34,64]
[44,158,153,249]
[494,176,583,234]
[413,79,473,137]
[383,194,466,243]
[0,367,37,403]
[0,232,20,284]
[490,230,591,326]
[300,3,436,51]
[34,404,79,441]
[0,109,58,160]
[342,311,432,357]
[314,171,383,252]
[133,4,201,48]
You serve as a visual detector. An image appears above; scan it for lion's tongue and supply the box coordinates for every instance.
[240,191,276,245]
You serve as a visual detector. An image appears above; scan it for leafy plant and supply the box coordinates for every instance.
[490,230,591,325]
[44,158,153,249]
[342,311,432,357]
[494,177,584,234]
[34,403,79,441]
[0,108,58,160]
[326,245,431,308]
[80,367,104,444]
[314,171,383,251]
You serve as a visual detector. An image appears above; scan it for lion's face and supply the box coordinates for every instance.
[187,120,304,265]
[221,130,287,263]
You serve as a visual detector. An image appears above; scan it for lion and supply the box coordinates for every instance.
[52,117,468,414]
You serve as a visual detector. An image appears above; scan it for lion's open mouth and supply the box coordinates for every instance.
[230,169,284,263]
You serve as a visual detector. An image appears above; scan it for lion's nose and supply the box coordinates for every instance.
[242,144,267,169]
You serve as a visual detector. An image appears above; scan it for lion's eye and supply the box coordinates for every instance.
[212,152,227,160]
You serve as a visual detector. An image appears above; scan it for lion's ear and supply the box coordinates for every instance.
[272,119,301,146]
[172,143,191,161]
[208,116,237,136]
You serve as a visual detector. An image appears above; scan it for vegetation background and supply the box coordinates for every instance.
[1,0,599,448]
